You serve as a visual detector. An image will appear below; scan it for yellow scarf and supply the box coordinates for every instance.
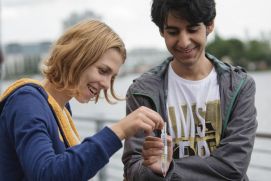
[0,78,80,147]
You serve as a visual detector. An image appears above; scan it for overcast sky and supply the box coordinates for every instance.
[2,0,271,50]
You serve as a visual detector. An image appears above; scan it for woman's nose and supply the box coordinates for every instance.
[100,76,110,90]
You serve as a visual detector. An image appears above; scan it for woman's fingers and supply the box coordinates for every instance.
[137,106,164,130]
[139,121,153,135]
[110,106,165,140]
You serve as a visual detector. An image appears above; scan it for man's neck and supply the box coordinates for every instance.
[171,56,213,81]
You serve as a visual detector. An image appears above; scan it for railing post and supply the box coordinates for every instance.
[96,120,107,181]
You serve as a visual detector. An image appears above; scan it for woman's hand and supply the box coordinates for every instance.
[142,135,173,176]
[110,106,164,140]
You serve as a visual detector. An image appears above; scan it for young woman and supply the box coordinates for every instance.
[0,20,164,181]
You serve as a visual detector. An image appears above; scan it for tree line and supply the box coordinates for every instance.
[206,33,271,71]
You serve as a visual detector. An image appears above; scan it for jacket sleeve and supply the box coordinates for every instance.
[122,88,166,181]
[122,76,257,181]
[4,88,122,181]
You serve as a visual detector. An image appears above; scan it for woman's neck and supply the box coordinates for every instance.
[42,79,71,109]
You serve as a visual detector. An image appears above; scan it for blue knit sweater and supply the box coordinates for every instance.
[0,85,122,181]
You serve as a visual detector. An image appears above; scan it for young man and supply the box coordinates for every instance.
[122,0,257,180]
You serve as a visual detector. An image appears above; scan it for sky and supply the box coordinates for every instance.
[1,0,271,50]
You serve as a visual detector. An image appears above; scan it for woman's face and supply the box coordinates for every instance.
[74,48,123,103]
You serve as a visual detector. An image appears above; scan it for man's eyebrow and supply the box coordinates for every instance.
[188,23,200,27]
[165,23,201,30]
[164,25,178,30]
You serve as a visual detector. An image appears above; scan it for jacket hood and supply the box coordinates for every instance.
[130,53,247,94]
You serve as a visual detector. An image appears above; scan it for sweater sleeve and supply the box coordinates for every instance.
[4,87,122,181]
[122,76,257,181]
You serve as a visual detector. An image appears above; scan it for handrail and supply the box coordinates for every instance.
[73,116,116,123]
[73,115,271,139]
[256,132,271,139]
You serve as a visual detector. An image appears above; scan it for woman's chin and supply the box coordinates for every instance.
[75,96,91,104]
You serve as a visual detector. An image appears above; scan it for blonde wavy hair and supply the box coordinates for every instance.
[42,19,126,103]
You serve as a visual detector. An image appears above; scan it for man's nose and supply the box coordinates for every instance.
[177,31,190,49]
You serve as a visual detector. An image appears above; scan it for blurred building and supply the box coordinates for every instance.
[63,10,102,31]
[2,10,169,80]
[2,10,103,80]
[3,42,51,79]
[120,48,170,76]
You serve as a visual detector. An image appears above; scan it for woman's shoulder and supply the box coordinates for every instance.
[1,85,49,116]
[7,85,47,102]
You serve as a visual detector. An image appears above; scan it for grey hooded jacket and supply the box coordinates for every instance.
[122,53,257,181]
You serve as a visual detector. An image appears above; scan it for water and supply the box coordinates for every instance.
[250,71,271,133]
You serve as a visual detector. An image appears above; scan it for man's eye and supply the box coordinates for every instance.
[188,27,199,33]
[167,31,178,36]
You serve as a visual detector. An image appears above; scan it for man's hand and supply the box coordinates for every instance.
[142,135,173,176]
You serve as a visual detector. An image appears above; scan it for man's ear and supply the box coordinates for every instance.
[159,29,164,37]
[206,20,215,36]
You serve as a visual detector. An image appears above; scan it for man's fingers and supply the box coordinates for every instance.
[145,136,162,142]
[143,137,163,150]
[142,148,162,158]
[142,157,158,166]
[167,135,173,147]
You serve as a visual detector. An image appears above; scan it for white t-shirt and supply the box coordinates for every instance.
[167,63,222,158]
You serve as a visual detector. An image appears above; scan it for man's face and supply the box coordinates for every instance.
[161,12,214,69]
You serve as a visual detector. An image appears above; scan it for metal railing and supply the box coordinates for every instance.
[73,116,271,181]
[73,116,118,181]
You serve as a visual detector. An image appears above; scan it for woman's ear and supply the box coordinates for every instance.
[206,20,215,36]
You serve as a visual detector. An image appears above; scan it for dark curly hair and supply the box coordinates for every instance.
[151,0,216,32]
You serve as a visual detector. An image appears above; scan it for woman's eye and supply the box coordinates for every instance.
[111,76,116,81]
[99,68,107,74]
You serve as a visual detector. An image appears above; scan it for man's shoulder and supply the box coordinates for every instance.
[128,58,171,92]
[207,53,249,77]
